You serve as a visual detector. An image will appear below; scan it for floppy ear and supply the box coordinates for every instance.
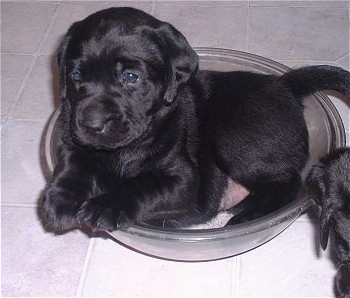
[57,34,72,100]
[155,23,199,105]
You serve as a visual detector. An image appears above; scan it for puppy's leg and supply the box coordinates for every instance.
[335,231,350,298]
[306,148,350,297]
[307,148,350,250]
[77,171,197,231]
[41,147,99,230]
[333,213,350,298]
[168,156,251,229]
[227,171,302,224]
[76,192,131,231]
[336,259,350,298]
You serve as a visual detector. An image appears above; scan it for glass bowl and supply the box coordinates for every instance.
[44,48,346,261]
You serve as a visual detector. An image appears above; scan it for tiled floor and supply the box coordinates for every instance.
[1,1,349,297]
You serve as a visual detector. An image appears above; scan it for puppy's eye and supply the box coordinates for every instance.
[123,72,139,84]
[71,71,83,82]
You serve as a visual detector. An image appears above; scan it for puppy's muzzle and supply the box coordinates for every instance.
[79,117,117,134]
[72,95,132,148]
[75,111,130,148]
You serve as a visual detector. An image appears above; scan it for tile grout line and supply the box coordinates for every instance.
[1,56,36,132]
[151,0,157,15]
[75,238,95,297]
[245,1,251,53]
[232,255,241,297]
[1,203,38,208]
[2,118,50,121]
[1,52,34,56]
[3,2,61,130]
[335,52,350,63]
[248,1,350,8]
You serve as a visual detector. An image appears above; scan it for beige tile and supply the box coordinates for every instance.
[250,0,349,7]
[11,55,59,119]
[1,54,33,122]
[248,7,349,61]
[80,237,235,296]
[236,220,336,296]
[40,1,153,55]
[336,54,350,70]
[154,3,248,49]
[156,0,248,6]
[1,2,58,54]
[1,206,91,296]
[1,120,48,204]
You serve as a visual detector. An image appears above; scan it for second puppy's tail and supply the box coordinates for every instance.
[281,65,350,99]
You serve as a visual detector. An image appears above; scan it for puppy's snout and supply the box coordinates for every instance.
[80,119,107,134]
[77,99,124,136]
[73,95,133,148]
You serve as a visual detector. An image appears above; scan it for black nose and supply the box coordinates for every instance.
[80,119,106,134]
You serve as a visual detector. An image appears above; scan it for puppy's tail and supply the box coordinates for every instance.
[281,65,350,99]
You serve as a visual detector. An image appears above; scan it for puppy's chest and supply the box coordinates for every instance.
[111,152,147,178]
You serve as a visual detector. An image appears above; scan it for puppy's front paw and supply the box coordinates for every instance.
[77,195,132,231]
[336,260,350,297]
[41,186,82,230]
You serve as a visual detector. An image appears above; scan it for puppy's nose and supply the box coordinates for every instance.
[80,119,106,134]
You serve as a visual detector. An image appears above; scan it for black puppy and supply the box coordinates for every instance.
[41,7,350,231]
[307,148,350,297]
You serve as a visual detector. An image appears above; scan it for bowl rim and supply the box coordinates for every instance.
[44,47,346,241]
[112,197,313,242]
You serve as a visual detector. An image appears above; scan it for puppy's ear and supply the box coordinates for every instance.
[57,34,72,100]
[155,23,199,105]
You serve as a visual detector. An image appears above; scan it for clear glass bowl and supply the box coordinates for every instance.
[44,48,346,261]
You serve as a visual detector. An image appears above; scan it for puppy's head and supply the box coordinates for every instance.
[57,7,198,150]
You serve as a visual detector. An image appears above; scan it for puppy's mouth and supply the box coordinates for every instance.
[70,117,142,150]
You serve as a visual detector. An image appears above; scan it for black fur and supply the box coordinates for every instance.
[307,148,350,298]
[41,7,350,232]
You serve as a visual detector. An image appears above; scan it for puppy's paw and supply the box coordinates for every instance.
[336,260,350,297]
[77,195,132,232]
[41,186,82,231]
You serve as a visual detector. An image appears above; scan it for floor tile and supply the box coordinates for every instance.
[11,55,59,120]
[1,120,49,204]
[1,2,58,54]
[80,237,235,296]
[236,220,336,297]
[1,54,33,122]
[249,0,349,7]
[154,3,248,50]
[40,1,153,55]
[248,7,349,61]
[1,206,90,297]
[337,54,350,70]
